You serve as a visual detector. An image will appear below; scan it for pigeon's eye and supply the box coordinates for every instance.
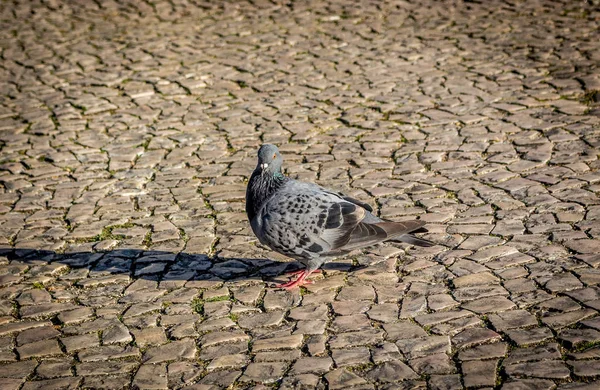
[273,153,277,159]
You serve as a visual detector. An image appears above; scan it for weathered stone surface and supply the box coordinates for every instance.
[452,327,501,349]
[372,342,402,364]
[505,360,571,379]
[383,321,428,340]
[459,343,508,361]
[33,358,72,379]
[239,362,287,384]
[329,329,385,349]
[21,377,80,390]
[410,353,456,375]
[200,331,250,348]
[366,360,419,382]
[131,327,168,347]
[16,339,62,359]
[428,375,462,390]
[502,379,556,390]
[252,334,303,352]
[237,310,284,329]
[332,314,372,332]
[168,361,203,388]
[325,368,369,390]
[332,347,371,367]
[367,303,399,323]
[281,375,323,390]
[16,326,60,346]
[503,343,561,366]
[453,272,499,288]
[568,360,600,378]
[200,341,248,361]
[559,328,600,349]
[541,309,597,330]
[462,296,516,313]
[254,349,301,363]
[0,321,51,337]
[288,304,329,321]
[506,327,555,347]
[133,363,168,389]
[82,375,131,390]
[336,285,376,301]
[206,354,248,371]
[0,378,24,390]
[462,359,498,388]
[488,310,537,331]
[289,357,334,375]
[198,370,241,388]
[77,361,138,376]
[78,345,140,362]
[143,339,196,363]
[397,336,451,359]
[0,361,37,379]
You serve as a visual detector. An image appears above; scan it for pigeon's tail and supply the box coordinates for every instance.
[395,234,436,247]
[375,221,435,247]
[386,226,435,247]
[374,220,424,237]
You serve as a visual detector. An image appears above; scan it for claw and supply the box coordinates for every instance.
[275,269,318,289]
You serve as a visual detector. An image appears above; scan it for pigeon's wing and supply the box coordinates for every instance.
[315,201,370,250]
[298,182,374,213]
[258,182,430,260]
[314,201,430,253]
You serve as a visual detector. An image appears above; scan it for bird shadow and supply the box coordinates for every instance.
[0,247,351,286]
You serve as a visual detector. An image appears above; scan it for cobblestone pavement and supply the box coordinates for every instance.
[1,0,600,389]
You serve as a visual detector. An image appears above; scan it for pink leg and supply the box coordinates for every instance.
[276,269,318,289]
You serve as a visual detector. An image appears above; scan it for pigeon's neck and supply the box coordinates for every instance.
[246,170,288,221]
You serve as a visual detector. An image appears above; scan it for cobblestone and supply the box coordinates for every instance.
[1,0,600,388]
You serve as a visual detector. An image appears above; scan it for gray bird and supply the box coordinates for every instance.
[246,144,434,288]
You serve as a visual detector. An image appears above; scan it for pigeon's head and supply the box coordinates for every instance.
[257,144,283,175]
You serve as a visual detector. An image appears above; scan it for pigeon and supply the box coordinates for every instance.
[246,144,435,289]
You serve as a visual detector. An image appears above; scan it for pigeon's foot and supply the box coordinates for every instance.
[276,269,318,289]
